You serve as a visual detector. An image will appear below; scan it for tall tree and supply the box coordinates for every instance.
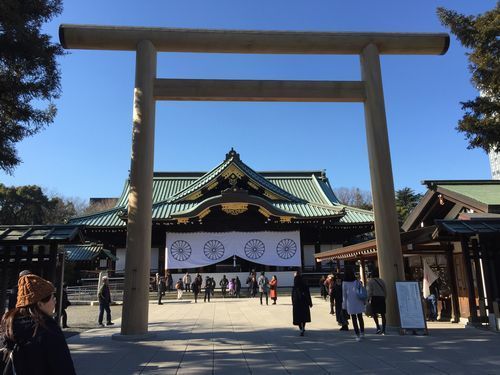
[395,187,422,224]
[437,4,500,152]
[334,187,373,210]
[0,183,79,225]
[0,0,64,174]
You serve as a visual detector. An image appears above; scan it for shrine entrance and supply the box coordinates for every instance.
[59,24,449,336]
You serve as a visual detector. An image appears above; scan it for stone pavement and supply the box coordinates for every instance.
[67,296,500,374]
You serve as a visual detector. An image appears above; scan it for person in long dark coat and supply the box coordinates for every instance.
[292,271,313,336]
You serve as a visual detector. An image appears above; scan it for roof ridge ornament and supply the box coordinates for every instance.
[225,147,240,161]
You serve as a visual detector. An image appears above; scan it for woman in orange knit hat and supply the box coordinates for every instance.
[0,274,76,374]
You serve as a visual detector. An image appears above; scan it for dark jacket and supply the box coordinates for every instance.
[291,276,312,325]
[0,315,76,375]
[98,283,112,304]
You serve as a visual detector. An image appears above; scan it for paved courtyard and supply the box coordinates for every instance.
[67,296,500,374]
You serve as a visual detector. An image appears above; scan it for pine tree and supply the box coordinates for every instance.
[437,4,500,152]
[0,0,64,174]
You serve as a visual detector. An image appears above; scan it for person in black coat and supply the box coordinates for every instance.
[0,274,76,375]
[56,284,71,328]
[191,279,200,303]
[292,271,313,336]
[157,276,166,305]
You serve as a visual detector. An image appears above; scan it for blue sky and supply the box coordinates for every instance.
[1,0,495,202]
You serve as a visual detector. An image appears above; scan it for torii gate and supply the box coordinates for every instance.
[59,25,449,337]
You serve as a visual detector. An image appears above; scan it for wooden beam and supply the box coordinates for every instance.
[154,79,365,102]
[60,25,449,55]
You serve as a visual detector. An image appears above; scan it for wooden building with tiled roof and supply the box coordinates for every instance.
[69,149,374,276]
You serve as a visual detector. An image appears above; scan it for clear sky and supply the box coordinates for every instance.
[1,0,495,202]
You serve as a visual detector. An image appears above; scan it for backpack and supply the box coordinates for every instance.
[355,280,368,301]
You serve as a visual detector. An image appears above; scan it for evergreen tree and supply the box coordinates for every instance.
[437,4,500,152]
[0,0,64,174]
[395,187,422,224]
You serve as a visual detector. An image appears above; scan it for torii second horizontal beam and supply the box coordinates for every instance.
[153,79,365,102]
[59,24,449,55]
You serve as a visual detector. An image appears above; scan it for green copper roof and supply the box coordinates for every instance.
[438,184,500,206]
[68,150,374,227]
[65,244,117,261]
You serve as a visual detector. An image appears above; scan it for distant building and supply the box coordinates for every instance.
[488,150,500,180]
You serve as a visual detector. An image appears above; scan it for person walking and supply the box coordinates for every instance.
[334,275,349,331]
[269,275,278,304]
[98,276,114,327]
[176,278,184,300]
[204,276,212,302]
[235,276,242,298]
[0,274,77,374]
[342,269,366,341]
[367,270,387,335]
[258,272,269,305]
[183,272,192,292]
[158,276,166,305]
[220,275,229,298]
[292,271,313,336]
[191,279,200,303]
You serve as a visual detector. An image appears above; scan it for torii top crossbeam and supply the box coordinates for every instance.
[59,24,449,55]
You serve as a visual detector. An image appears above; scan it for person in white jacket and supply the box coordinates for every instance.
[342,268,365,341]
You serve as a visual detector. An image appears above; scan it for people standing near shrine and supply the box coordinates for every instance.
[269,275,278,305]
[366,270,387,335]
[191,278,200,303]
[166,272,173,293]
[195,273,203,290]
[175,278,184,300]
[204,276,212,302]
[0,274,77,374]
[235,276,242,298]
[319,275,328,300]
[157,276,166,305]
[228,278,235,297]
[246,269,256,297]
[292,270,312,336]
[183,272,192,292]
[98,276,114,327]
[324,274,335,314]
[250,275,258,298]
[334,275,349,331]
[219,275,229,298]
[258,272,269,305]
[342,269,365,341]
[210,278,216,297]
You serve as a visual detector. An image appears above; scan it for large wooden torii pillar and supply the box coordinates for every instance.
[59,25,449,336]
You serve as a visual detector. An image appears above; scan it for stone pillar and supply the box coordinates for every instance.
[121,39,157,336]
[360,43,404,326]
